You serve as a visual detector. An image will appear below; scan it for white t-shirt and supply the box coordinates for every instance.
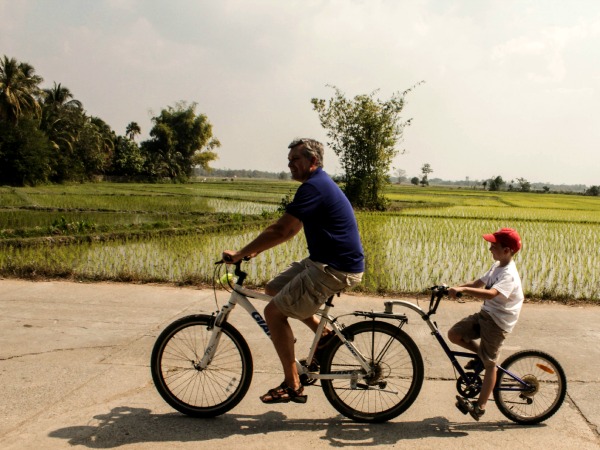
[480,260,524,333]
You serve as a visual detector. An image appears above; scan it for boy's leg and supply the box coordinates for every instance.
[448,313,480,354]
[477,365,497,410]
[476,312,508,411]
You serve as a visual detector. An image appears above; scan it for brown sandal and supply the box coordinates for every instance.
[260,382,307,404]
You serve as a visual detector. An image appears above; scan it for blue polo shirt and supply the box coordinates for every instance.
[286,167,364,273]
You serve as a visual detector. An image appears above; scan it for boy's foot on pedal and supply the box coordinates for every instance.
[464,358,484,372]
[455,395,485,421]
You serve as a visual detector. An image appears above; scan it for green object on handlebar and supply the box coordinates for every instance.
[220,273,236,284]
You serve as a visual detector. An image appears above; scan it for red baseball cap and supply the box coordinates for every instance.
[482,228,522,253]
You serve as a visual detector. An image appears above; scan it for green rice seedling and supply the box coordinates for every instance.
[2,182,599,302]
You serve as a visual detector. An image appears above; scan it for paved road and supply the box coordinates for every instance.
[1,279,598,449]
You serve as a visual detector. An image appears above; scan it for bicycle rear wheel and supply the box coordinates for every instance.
[320,320,424,423]
[151,314,253,417]
[494,350,566,425]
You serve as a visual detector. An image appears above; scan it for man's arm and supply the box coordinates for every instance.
[223,213,303,263]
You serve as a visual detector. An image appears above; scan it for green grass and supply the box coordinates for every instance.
[1,181,598,301]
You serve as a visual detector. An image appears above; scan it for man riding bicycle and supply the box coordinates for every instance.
[223,138,364,404]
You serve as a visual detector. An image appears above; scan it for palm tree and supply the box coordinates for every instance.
[0,55,43,124]
[42,82,82,111]
[38,82,86,181]
[125,121,141,141]
[40,82,82,151]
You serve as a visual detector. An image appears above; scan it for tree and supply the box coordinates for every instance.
[111,135,145,177]
[420,163,433,186]
[0,55,42,124]
[311,84,420,210]
[39,83,98,181]
[39,84,116,182]
[394,168,407,184]
[80,116,115,177]
[585,185,600,196]
[516,177,531,192]
[0,118,53,185]
[126,121,141,141]
[42,82,82,111]
[487,175,505,191]
[410,176,419,186]
[141,102,219,181]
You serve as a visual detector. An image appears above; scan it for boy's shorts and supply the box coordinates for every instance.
[449,310,508,368]
[266,258,363,320]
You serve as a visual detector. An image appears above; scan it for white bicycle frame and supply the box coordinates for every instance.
[198,283,376,383]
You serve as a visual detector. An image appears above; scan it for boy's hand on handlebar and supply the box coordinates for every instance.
[448,287,463,299]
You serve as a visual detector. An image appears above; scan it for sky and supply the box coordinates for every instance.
[2,0,600,186]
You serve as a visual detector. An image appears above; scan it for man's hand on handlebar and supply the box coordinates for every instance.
[222,250,256,264]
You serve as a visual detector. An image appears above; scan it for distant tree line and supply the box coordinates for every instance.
[0,55,218,186]
[194,167,289,180]
[399,164,596,195]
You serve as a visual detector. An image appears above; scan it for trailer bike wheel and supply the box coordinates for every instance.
[493,350,566,425]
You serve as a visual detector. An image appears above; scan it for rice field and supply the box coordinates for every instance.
[1,181,599,301]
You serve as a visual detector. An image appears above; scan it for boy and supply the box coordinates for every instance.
[448,228,524,421]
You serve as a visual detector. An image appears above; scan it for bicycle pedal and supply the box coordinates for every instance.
[455,401,469,415]
[455,396,471,415]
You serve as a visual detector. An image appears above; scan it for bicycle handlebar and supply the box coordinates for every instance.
[428,285,461,315]
[215,257,250,286]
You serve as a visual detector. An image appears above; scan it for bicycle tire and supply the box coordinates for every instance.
[320,320,424,423]
[494,350,566,425]
[151,314,253,417]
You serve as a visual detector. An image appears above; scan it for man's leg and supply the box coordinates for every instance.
[264,300,300,390]
[301,315,327,333]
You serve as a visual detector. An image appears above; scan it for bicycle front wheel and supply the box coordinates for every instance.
[320,320,424,423]
[494,350,566,425]
[151,314,253,417]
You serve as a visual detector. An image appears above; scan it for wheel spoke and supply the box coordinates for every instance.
[321,321,423,422]
[151,316,252,417]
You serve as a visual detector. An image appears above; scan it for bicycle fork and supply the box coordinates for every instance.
[196,299,237,370]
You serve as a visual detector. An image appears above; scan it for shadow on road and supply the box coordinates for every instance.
[48,406,539,448]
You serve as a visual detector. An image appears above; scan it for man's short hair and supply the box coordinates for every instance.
[288,138,324,168]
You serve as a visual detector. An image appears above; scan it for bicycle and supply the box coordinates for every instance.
[150,262,566,425]
[150,259,424,423]
[383,285,567,425]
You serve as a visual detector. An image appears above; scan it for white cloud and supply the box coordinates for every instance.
[491,18,600,84]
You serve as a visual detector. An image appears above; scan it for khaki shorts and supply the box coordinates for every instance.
[266,258,363,320]
[449,310,508,368]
